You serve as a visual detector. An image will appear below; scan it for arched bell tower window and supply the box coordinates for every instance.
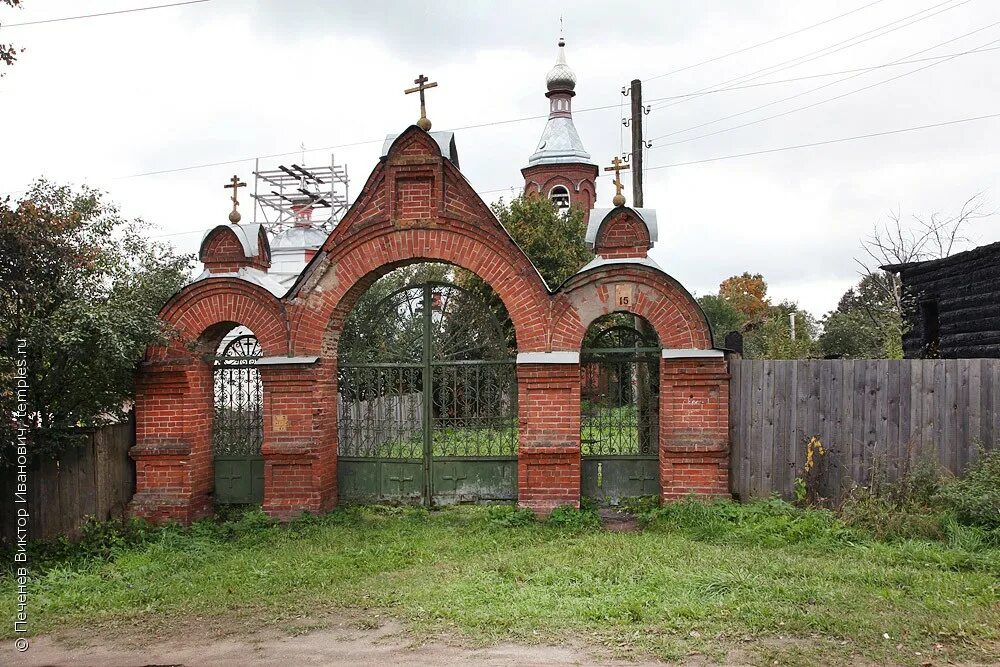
[549,185,571,213]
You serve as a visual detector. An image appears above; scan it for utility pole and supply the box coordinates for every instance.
[629,78,644,207]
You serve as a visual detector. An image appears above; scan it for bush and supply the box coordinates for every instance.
[484,504,535,527]
[547,504,601,530]
[935,448,1000,530]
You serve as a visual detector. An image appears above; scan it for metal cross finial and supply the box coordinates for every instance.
[604,156,630,207]
[224,174,247,224]
[404,73,438,131]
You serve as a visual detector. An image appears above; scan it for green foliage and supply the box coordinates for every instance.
[484,504,536,527]
[935,448,1000,530]
[819,274,903,359]
[490,194,592,288]
[0,1,22,73]
[3,503,999,664]
[696,294,744,347]
[0,180,192,463]
[546,504,601,530]
[743,301,818,359]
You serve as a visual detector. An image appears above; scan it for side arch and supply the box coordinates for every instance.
[551,262,714,352]
[155,278,289,357]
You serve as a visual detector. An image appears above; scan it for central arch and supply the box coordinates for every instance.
[335,273,518,505]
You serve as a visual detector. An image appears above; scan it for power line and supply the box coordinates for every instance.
[649,23,1000,146]
[1,0,213,28]
[650,0,969,112]
[645,112,1000,171]
[643,0,886,82]
[642,45,1000,105]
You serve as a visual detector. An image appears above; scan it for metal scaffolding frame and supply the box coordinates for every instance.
[251,154,349,232]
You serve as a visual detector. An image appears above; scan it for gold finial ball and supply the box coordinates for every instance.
[613,193,626,207]
[229,209,242,224]
[417,116,432,131]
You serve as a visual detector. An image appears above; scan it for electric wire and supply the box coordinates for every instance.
[1,0,213,28]
[645,111,1000,171]
[649,22,1000,146]
[643,0,886,82]
[649,0,970,112]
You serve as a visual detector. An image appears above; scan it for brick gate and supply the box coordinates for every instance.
[131,126,729,522]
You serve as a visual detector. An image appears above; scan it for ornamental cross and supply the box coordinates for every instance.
[604,156,630,206]
[223,174,246,224]
[404,73,438,131]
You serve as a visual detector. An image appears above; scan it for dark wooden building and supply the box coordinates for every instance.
[882,241,1000,359]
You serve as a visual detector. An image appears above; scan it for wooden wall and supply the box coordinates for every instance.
[894,241,1000,359]
[729,359,999,502]
[1,417,135,546]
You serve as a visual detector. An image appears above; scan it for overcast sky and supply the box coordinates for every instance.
[2,0,999,315]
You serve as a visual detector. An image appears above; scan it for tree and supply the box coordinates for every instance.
[858,193,990,316]
[744,300,818,359]
[0,180,192,464]
[819,274,902,359]
[697,293,745,347]
[490,194,592,288]
[718,272,771,324]
[1,1,23,75]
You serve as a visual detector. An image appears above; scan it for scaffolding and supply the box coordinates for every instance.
[251,154,349,232]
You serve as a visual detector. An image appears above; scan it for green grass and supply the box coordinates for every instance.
[2,501,998,665]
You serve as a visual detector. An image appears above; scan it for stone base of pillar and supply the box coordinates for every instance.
[518,448,581,515]
[660,449,730,500]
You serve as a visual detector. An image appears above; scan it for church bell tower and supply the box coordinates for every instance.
[521,36,598,224]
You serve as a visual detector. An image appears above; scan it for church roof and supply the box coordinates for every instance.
[527,117,592,167]
[191,266,287,297]
[585,207,659,247]
[382,130,460,168]
[546,37,576,93]
[270,225,328,251]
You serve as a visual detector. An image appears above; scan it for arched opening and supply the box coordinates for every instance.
[580,313,660,504]
[549,185,571,213]
[335,264,518,505]
[210,325,264,505]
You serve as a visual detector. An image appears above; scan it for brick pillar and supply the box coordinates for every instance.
[517,362,581,515]
[258,358,336,520]
[659,357,731,499]
[130,357,214,523]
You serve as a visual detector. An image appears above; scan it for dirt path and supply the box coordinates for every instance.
[6,616,692,667]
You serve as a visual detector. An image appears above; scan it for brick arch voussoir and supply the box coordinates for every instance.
[291,225,551,356]
[552,267,712,351]
[159,279,289,356]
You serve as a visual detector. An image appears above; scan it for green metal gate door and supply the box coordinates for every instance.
[580,323,660,504]
[212,334,265,504]
[337,282,517,505]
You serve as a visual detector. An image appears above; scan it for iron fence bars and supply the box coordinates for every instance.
[337,280,518,505]
[211,334,265,504]
[580,322,661,503]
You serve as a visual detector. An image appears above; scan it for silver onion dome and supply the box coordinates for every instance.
[546,38,576,92]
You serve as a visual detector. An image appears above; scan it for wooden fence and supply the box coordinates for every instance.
[1,417,135,546]
[729,359,1000,502]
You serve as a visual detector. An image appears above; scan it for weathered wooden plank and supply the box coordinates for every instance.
[840,360,855,498]
[922,360,938,463]
[729,361,742,498]
[761,361,776,495]
[740,358,753,499]
[749,361,764,498]
[851,360,867,488]
[776,361,793,499]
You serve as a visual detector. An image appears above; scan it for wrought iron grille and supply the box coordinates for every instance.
[337,281,517,460]
[212,334,264,458]
[581,324,659,457]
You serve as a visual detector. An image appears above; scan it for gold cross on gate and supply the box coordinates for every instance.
[404,73,438,131]
[224,174,246,224]
[604,156,630,206]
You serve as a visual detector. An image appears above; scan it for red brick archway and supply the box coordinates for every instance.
[132,125,731,522]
